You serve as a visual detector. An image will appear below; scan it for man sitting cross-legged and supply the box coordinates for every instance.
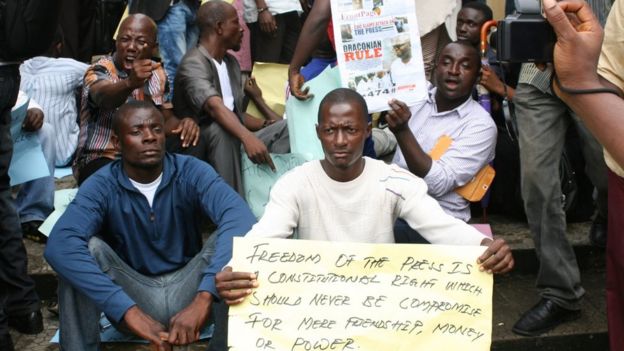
[44,100,256,351]
[215,88,513,306]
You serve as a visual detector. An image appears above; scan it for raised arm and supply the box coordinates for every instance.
[89,58,157,110]
[288,0,332,100]
[543,0,624,168]
[386,99,432,177]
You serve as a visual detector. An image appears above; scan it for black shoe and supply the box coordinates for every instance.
[512,299,580,336]
[8,310,43,335]
[0,333,15,351]
[589,217,607,248]
[20,221,46,243]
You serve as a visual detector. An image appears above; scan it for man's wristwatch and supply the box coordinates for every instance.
[257,6,268,13]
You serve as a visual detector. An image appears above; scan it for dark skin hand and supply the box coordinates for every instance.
[91,45,160,110]
[216,267,259,305]
[242,131,276,171]
[478,238,514,274]
[244,76,264,101]
[288,0,331,100]
[127,42,157,90]
[385,99,432,177]
[480,66,515,100]
[205,96,276,171]
[258,9,277,34]
[123,306,172,351]
[165,115,200,148]
[244,77,282,121]
[22,108,44,132]
[167,291,213,346]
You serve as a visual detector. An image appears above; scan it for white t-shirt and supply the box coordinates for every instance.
[212,58,234,111]
[390,58,419,90]
[245,157,486,245]
[129,173,163,208]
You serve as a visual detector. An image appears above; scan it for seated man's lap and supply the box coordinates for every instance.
[65,235,216,327]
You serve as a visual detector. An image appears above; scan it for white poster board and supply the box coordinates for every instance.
[331,0,428,112]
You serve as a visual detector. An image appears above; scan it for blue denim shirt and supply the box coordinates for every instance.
[45,153,256,322]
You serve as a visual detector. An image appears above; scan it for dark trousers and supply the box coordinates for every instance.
[60,0,97,62]
[76,157,114,186]
[0,65,40,335]
[250,11,301,64]
[393,218,429,244]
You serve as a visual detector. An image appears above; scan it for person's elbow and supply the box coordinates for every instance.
[43,232,62,269]
[424,172,456,198]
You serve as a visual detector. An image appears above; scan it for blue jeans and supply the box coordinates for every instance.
[15,122,55,223]
[157,1,199,97]
[0,65,40,335]
[58,235,227,351]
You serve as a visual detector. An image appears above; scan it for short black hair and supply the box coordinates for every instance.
[443,40,482,70]
[462,1,493,22]
[197,0,230,35]
[317,88,369,123]
[112,100,161,135]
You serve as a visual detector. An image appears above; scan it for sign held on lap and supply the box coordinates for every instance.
[229,237,493,350]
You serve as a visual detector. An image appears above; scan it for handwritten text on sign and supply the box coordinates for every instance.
[229,238,493,351]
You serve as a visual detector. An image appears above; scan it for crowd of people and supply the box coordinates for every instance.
[0,0,623,350]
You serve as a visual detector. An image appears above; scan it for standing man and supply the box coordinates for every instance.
[243,0,303,63]
[73,14,199,185]
[0,1,62,350]
[510,0,613,337]
[174,0,289,195]
[45,101,256,351]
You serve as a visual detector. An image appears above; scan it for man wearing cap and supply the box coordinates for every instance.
[389,34,419,91]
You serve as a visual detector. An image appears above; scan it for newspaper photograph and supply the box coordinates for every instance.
[330,0,428,112]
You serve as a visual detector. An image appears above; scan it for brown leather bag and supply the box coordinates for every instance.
[429,135,496,202]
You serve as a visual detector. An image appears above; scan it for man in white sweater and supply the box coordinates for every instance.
[216,88,513,303]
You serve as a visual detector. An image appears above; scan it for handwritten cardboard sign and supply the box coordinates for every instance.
[229,237,493,350]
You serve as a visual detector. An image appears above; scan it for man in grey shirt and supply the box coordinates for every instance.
[173,0,288,195]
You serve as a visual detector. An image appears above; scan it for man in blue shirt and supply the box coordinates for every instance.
[44,100,256,350]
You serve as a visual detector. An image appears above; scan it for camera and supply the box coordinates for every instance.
[496,0,556,62]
